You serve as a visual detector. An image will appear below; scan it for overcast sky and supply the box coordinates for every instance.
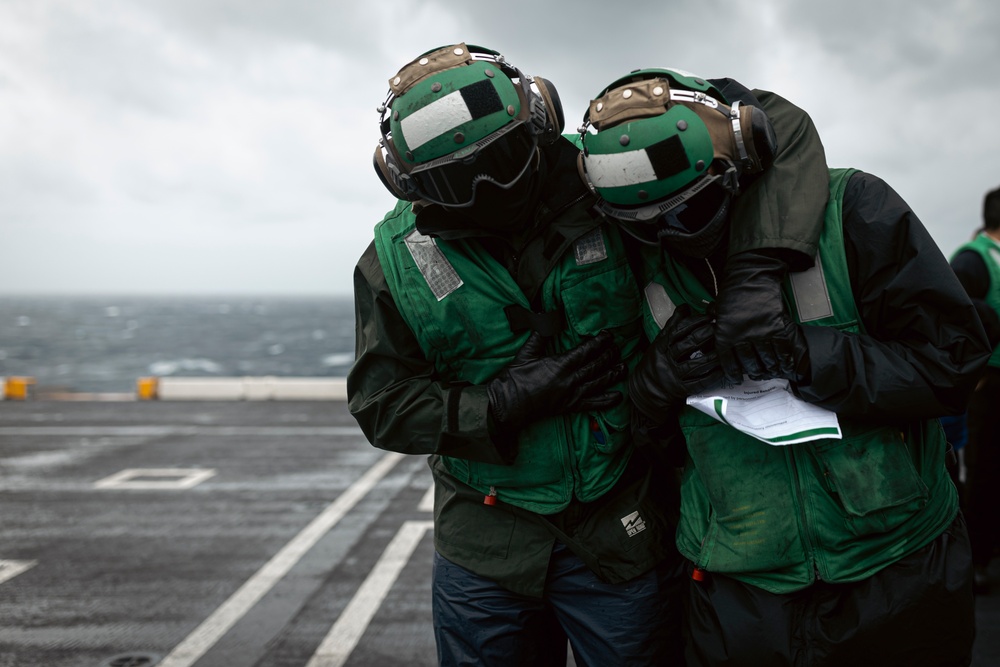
[1,0,998,296]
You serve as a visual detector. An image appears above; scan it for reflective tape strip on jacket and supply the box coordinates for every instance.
[642,168,958,593]
[373,199,644,514]
[952,233,1000,368]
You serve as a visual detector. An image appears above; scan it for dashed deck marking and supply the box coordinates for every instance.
[0,560,37,586]
[94,468,216,490]
[157,451,405,667]
[306,520,434,667]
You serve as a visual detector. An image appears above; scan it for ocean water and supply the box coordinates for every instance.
[0,296,356,394]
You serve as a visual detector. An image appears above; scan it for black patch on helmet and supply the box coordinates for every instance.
[460,79,505,119]
[646,135,691,179]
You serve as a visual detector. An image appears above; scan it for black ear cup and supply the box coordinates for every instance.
[533,77,565,145]
[373,144,418,201]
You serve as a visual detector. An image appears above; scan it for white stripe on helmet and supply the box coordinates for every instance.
[585,150,657,189]
[400,91,473,151]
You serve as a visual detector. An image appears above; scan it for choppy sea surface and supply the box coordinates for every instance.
[0,296,356,394]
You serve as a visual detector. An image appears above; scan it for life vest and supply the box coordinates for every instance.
[952,232,1000,368]
[374,199,645,514]
[642,168,958,593]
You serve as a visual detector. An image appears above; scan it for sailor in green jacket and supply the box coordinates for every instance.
[580,69,992,665]
[950,185,1000,594]
[350,44,829,666]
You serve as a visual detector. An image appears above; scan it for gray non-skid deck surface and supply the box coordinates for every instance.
[0,401,997,666]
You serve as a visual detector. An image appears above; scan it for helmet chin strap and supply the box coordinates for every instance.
[718,161,742,195]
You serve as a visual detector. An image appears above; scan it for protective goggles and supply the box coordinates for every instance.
[594,170,725,223]
[653,179,732,258]
[402,119,538,208]
[663,176,731,234]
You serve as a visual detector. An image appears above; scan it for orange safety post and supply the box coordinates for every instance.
[136,377,159,400]
[4,377,36,401]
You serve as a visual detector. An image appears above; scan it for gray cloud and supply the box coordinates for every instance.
[1,0,998,295]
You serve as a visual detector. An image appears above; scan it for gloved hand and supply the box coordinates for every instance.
[487,330,626,435]
[713,249,808,383]
[629,304,725,422]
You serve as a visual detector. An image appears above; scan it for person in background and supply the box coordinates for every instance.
[940,410,969,493]
[579,67,991,666]
[349,43,828,665]
[950,184,1000,594]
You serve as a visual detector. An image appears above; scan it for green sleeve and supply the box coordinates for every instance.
[728,90,829,271]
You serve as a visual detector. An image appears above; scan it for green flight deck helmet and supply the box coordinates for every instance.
[374,43,564,208]
[578,68,776,256]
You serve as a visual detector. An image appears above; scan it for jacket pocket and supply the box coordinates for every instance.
[561,261,643,456]
[467,419,567,490]
[585,408,629,455]
[678,413,806,573]
[433,471,517,560]
[813,425,929,536]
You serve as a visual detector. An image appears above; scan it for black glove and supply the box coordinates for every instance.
[714,249,809,383]
[629,304,725,422]
[487,330,626,435]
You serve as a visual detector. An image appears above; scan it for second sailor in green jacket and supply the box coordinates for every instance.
[580,67,991,666]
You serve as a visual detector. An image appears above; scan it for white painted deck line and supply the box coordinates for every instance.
[94,468,217,490]
[306,520,434,667]
[418,484,434,512]
[157,451,405,667]
[0,560,37,586]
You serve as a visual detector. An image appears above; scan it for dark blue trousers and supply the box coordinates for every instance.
[432,543,684,666]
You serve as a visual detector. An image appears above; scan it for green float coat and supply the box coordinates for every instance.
[374,198,644,514]
[643,169,958,593]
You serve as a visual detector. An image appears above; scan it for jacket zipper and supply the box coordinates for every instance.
[788,446,821,583]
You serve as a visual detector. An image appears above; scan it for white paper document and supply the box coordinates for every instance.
[686,378,842,446]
